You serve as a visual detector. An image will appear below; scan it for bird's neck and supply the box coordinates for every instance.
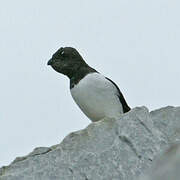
[70,65,97,89]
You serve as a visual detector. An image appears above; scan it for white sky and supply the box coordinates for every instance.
[0,0,180,167]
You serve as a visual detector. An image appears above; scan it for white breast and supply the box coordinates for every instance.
[70,73,123,121]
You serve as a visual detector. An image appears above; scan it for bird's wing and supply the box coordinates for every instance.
[105,77,131,113]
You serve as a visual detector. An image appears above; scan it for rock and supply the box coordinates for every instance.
[0,106,180,180]
[139,144,180,180]
[150,106,180,143]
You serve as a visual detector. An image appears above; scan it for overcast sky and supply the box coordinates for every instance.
[0,0,180,167]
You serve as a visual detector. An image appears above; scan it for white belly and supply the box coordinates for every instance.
[70,73,123,122]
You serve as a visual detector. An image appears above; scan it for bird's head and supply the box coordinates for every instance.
[47,47,86,78]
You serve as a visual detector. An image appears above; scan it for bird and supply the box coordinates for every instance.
[47,47,131,122]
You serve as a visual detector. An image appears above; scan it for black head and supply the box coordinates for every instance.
[47,47,87,78]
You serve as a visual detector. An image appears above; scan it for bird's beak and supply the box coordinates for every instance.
[47,59,53,65]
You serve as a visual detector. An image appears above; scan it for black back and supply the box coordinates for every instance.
[105,77,131,113]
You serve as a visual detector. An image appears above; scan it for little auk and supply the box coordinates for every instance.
[47,47,131,122]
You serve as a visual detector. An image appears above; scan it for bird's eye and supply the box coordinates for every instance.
[60,51,68,59]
